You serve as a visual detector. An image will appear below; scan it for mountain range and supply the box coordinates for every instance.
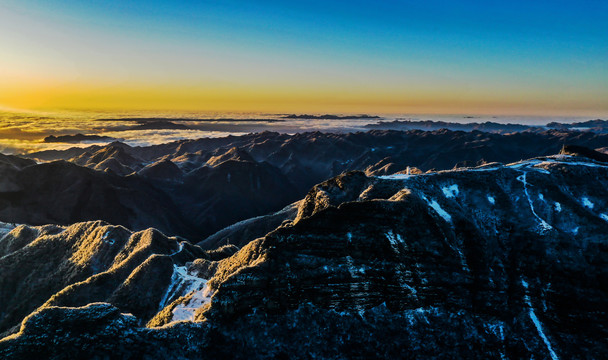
[0,129,604,245]
[1,151,607,359]
[365,119,608,133]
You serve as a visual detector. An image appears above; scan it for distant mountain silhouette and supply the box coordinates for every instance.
[127,120,190,130]
[44,134,116,143]
[282,114,381,119]
[547,119,608,132]
[364,119,535,133]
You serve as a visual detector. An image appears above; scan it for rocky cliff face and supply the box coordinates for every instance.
[1,154,607,359]
[188,155,607,359]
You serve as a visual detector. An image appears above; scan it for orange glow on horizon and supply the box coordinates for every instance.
[2,80,607,117]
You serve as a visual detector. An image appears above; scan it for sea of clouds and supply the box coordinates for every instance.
[0,109,589,154]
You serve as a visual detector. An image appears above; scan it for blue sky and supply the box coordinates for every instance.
[0,0,606,114]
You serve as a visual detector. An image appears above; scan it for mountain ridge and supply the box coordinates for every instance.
[4,129,607,242]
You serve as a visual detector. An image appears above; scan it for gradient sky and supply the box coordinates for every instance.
[0,0,607,115]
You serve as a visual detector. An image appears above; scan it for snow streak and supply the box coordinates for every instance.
[521,279,559,360]
[516,172,552,233]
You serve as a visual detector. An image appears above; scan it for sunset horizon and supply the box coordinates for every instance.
[1,1,606,117]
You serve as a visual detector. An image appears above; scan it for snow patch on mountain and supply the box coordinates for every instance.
[385,230,404,253]
[169,242,184,256]
[171,285,213,322]
[508,159,544,169]
[508,156,608,172]
[532,166,551,175]
[158,265,208,311]
[378,173,413,180]
[554,202,561,212]
[422,196,452,223]
[442,184,459,198]
[101,230,115,245]
[581,197,594,209]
